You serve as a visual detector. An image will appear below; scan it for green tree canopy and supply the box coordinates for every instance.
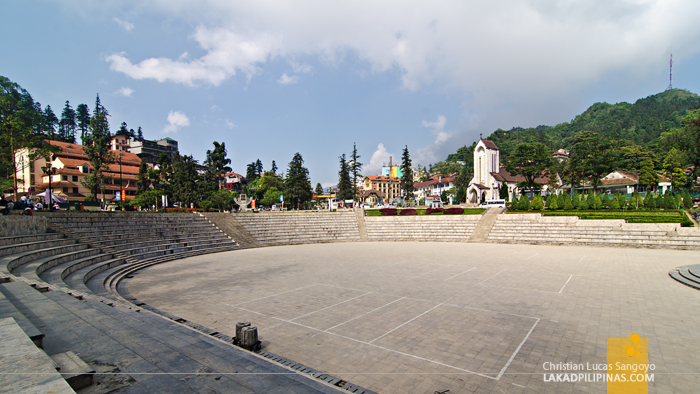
[284,152,312,209]
[504,142,551,196]
[400,145,415,200]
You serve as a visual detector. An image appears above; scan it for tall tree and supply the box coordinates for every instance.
[504,142,552,197]
[80,111,113,200]
[43,105,58,138]
[136,159,150,194]
[400,145,415,200]
[116,121,129,136]
[255,158,263,175]
[93,94,106,117]
[246,162,258,182]
[137,126,144,141]
[337,153,353,201]
[638,157,658,192]
[0,76,59,200]
[76,103,90,144]
[171,153,199,207]
[663,147,686,191]
[350,142,362,200]
[59,101,77,143]
[284,152,312,209]
[315,183,324,195]
[568,131,618,194]
[200,142,231,201]
[271,160,278,174]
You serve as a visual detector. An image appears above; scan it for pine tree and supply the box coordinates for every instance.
[129,128,135,139]
[284,152,312,209]
[579,195,589,210]
[76,103,90,144]
[350,143,362,200]
[510,195,520,210]
[400,145,415,200]
[80,112,113,200]
[594,195,602,210]
[271,160,278,174]
[59,101,77,143]
[43,105,58,138]
[337,154,353,201]
[601,193,611,209]
[315,183,324,195]
[610,195,620,210]
[136,159,150,195]
[545,194,552,209]
[137,126,144,141]
[246,162,257,182]
[201,142,232,201]
[519,195,531,210]
[255,159,263,175]
[532,196,544,210]
[572,192,581,209]
[557,192,565,208]
[116,122,129,136]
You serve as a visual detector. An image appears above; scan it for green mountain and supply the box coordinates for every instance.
[446,89,700,169]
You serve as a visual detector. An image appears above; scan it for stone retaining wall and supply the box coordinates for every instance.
[0,216,48,237]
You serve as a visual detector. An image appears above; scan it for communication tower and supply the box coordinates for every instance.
[666,54,673,91]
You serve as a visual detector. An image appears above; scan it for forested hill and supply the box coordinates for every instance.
[446,89,700,168]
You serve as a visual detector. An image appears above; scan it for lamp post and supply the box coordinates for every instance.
[41,163,56,211]
[118,153,124,211]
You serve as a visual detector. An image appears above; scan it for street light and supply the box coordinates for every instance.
[41,163,56,211]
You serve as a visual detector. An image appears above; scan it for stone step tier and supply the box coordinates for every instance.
[364,215,481,242]
[487,213,700,248]
[234,212,361,245]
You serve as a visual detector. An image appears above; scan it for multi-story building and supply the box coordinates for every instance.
[14,140,140,202]
[362,175,401,202]
[129,137,179,165]
[414,176,456,201]
[221,172,247,192]
[110,135,131,153]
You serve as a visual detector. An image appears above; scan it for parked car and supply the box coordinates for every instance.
[479,199,507,208]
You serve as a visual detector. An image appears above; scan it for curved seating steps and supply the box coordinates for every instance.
[0,281,343,394]
[669,265,700,290]
[0,237,75,258]
[1,243,87,273]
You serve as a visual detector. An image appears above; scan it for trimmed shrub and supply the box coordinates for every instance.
[426,208,444,214]
[379,208,398,215]
[549,195,558,210]
[579,197,589,210]
[562,193,573,210]
[519,196,531,210]
[572,192,580,209]
[510,195,520,211]
[400,209,418,215]
[557,193,565,209]
[545,195,552,209]
[601,193,611,209]
[444,207,464,215]
[610,195,620,210]
[594,195,602,210]
[531,196,544,210]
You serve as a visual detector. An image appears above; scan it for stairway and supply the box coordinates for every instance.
[468,208,500,242]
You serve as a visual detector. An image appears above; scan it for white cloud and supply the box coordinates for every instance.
[225,119,236,129]
[114,87,134,97]
[289,61,313,74]
[414,115,453,164]
[104,1,700,96]
[106,27,282,86]
[364,143,396,174]
[277,72,299,85]
[209,104,219,111]
[163,111,190,133]
[113,18,134,32]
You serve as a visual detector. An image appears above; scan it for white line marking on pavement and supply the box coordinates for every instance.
[512,383,526,388]
[559,275,573,294]
[408,265,452,280]
[497,318,540,380]
[478,269,506,285]
[233,305,495,379]
[290,292,371,321]
[325,297,405,331]
[369,303,443,344]
[444,267,476,281]
[232,284,317,306]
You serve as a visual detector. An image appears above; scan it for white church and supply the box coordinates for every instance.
[466,139,555,203]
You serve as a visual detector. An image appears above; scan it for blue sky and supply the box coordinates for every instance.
[3,1,700,187]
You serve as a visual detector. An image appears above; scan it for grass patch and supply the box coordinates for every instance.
[509,210,693,226]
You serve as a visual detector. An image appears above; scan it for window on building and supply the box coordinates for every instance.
[63,187,68,193]
[73,188,78,194]
[72,176,78,182]
[62,175,68,181]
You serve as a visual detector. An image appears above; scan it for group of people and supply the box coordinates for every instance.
[0,195,60,215]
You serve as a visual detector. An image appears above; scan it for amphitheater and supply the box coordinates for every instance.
[2,209,700,394]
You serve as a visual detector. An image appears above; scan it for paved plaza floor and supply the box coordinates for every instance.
[128,242,700,393]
